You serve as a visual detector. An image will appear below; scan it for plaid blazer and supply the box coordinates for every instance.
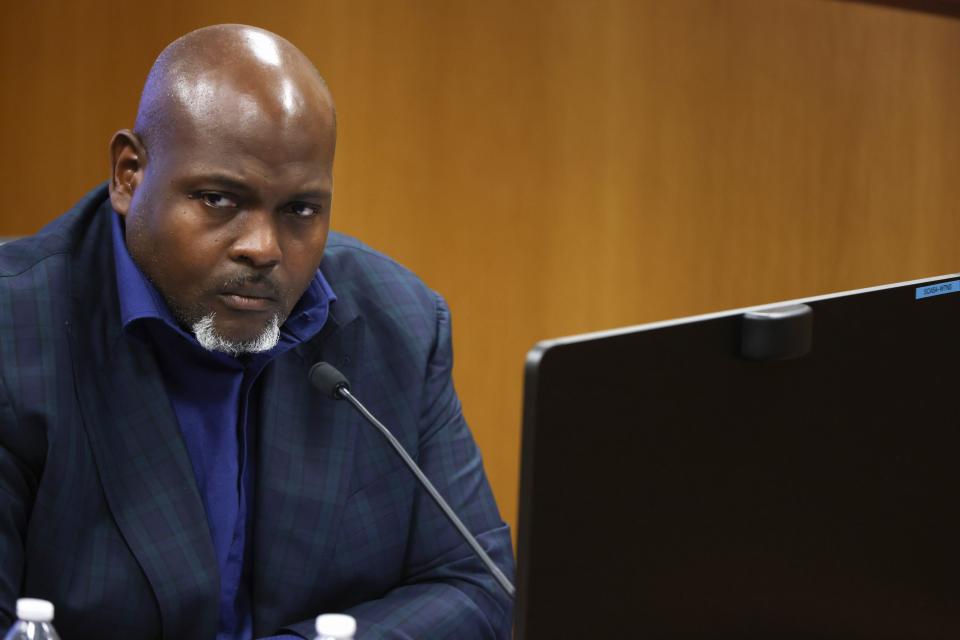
[0,185,514,639]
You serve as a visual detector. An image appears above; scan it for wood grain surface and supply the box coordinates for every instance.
[2,0,958,547]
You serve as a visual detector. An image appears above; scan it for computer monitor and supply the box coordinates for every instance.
[516,274,960,638]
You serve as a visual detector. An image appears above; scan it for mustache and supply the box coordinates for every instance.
[219,271,282,299]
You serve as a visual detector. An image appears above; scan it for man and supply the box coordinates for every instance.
[0,24,514,639]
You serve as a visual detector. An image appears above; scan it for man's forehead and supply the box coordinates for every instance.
[153,123,335,185]
[141,73,335,178]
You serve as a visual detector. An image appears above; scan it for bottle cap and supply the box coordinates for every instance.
[315,613,356,638]
[16,598,54,622]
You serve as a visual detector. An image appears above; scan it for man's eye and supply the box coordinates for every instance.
[195,192,239,209]
[289,203,321,218]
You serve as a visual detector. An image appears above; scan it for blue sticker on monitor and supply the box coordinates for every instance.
[916,280,960,300]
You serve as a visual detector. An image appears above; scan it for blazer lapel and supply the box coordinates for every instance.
[251,303,365,634]
[67,202,219,640]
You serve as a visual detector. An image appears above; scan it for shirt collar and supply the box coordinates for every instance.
[111,210,336,360]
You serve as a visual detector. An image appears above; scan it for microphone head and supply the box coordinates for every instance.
[308,362,350,399]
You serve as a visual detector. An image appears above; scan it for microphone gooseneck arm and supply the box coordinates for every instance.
[308,361,515,598]
[337,386,516,599]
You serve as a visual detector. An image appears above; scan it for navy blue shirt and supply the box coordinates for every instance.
[111,212,334,639]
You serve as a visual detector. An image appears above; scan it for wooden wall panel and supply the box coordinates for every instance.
[2,0,959,546]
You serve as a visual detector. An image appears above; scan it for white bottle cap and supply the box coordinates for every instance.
[315,613,356,639]
[16,598,54,622]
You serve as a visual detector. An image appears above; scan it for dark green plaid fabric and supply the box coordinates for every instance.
[0,185,514,639]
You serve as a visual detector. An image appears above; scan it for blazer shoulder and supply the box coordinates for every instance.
[324,232,419,277]
[0,184,110,280]
[0,227,70,280]
[322,231,437,305]
[320,231,445,359]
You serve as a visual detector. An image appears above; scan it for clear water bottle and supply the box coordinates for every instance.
[4,598,60,640]
[314,613,356,640]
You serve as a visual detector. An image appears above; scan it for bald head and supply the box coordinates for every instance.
[134,24,335,158]
[109,25,337,353]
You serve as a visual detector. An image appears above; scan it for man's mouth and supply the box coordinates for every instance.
[219,290,278,312]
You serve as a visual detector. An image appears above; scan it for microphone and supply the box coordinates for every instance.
[308,361,516,598]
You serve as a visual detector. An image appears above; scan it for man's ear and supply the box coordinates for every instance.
[108,129,147,217]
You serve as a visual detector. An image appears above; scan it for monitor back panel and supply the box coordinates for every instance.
[517,276,960,639]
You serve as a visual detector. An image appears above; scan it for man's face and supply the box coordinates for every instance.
[113,95,335,347]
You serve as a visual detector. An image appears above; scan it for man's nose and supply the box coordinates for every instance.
[229,211,282,268]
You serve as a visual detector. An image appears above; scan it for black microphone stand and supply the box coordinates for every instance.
[309,362,516,599]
